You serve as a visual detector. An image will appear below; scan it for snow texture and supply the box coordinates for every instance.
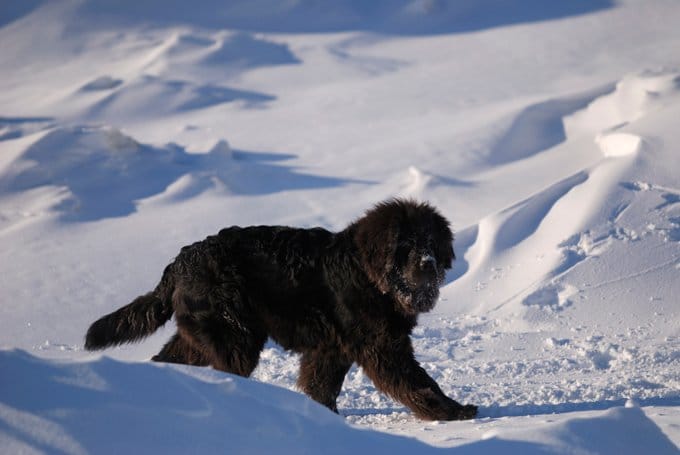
[1,0,679,453]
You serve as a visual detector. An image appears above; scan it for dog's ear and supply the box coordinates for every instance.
[432,212,455,269]
[353,207,399,294]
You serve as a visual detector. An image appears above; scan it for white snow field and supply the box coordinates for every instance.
[1,0,679,453]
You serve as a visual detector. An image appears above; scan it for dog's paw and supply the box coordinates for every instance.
[433,401,478,421]
[456,404,478,420]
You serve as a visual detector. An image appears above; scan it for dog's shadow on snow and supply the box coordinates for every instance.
[0,126,369,222]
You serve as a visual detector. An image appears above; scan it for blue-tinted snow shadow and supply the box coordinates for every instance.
[83,76,276,120]
[0,126,370,222]
[200,32,301,69]
[0,116,53,124]
[70,0,616,36]
[343,398,680,420]
[0,116,55,141]
[0,351,448,454]
[341,396,680,420]
[487,83,615,166]
[467,402,678,455]
[0,0,45,28]
[480,396,680,418]
[445,224,477,285]
[75,34,299,108]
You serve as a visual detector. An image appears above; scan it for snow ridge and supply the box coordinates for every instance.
[1,0,679,452]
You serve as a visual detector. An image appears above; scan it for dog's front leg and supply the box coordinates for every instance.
[356,334,477,421]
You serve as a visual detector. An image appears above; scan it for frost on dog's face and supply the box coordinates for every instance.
[389,213,454,315]
[353,199,455,316]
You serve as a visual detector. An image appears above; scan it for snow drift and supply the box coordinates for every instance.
[1,0,679,452]
[1,350,677,454]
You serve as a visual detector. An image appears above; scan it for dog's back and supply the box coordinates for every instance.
[84,225,338,352]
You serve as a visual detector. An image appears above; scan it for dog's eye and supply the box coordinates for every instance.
[392,240,412,265]
[397,240,412,251]
[436,245,454,267]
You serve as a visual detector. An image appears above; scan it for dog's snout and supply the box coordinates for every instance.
[420,254,435,270]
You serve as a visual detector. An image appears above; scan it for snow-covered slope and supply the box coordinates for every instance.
[2,350,678,454]
[1,0,679,453]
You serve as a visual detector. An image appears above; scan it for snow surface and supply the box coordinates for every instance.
[1,0,679,453]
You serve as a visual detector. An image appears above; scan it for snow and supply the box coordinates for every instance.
[2,351,678,455]
[1,0,679,453]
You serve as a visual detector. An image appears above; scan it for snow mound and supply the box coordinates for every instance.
[2,351,676,454]
[468,405,679,455]
[0,125,191,221]
[488,85,613,165]
[139,31,301,84]
[0,350,436,454]
[397,166,474,199]
[0,126,356,223]
[564,70,680,138]
[1,0,680,451]
[595,132,645,157]
[82,75,274,121]
[445,69,680,318]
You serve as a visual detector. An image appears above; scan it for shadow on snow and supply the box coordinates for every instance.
[5,0,615,36]
[0,126,368,222]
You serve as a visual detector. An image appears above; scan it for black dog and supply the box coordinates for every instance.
[85,199,477,420]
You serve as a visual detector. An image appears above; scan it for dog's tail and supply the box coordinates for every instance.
[85,265,175,351]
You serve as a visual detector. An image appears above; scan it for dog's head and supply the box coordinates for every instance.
[353,199,455,316]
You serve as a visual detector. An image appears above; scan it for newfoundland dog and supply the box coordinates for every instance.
[85,199,477,420]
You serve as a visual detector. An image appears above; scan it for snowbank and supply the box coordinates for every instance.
[0,350,436,454]
[1,0,679,452]
[1,351,677,454]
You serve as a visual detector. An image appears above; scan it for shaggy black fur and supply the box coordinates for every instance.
[85,199,477,420]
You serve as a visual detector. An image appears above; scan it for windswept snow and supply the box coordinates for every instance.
[2,350,678,454]
[1,0,679,453]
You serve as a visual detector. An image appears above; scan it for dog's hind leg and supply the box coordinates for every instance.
[176,313,266,376]
[152,333,209,366]
[298,345,352,413]
[173,285,267,377]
